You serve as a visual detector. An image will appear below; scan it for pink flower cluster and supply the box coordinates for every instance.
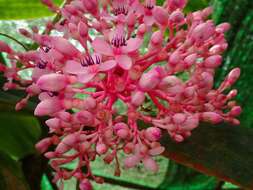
[0,0,241,189]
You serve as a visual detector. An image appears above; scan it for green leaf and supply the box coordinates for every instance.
[213,0,253,128]
[0,112,41,159]
[157,0,211,11]
[185,0,210,12]
[161,123,253,189]
[159,161,217,190]
[0,152,30,190]
[0,0,63,20]
[0,54,40,160]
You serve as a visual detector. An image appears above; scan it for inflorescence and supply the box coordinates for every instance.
[0,0,241,189]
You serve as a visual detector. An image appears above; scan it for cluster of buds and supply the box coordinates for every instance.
[0,0,241,189]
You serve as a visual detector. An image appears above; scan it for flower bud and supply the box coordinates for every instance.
[19,28,32,38]
[104,152,115,164]
[94,176,104,184]
[201,112,223,124]
[227,68,241,85]
[113,122,129,131]
[143,157,159,172]
[37,73,69,92]
[55,133,77,154]
[124,143,135,154]
[79,179,93,190]
[96,143,108,155]
[79,141,91,153]
[44,151,56,159]
[82,0,98,15]
[78,21,89,38]
[173,113,186,124]
[230,106,242,117]
[159,76,182,90]
[55,111,72,122]
[131,90,145,107]
[139,69,161,91]
[216,23,231,33]
[149,146,165,156]
[117,129,130,139]
[153,7,168,26]
[124,155,140,168]
[34,98,63,116]
[150,31,163,46]
[15,98,28,111]
[137,24,146,37]
[169,10,184,24]
[114,123,130,139]
[169,51,182,66]
[36,138,52,153]
[73,111,94,125]
[51,37,80,57]
[0,40,12,53]
[26,83,41,95]
[45,118,60,132]
[145,127,162,141]
[173,134,184,142]
[190,22,215,43]
[182,115,199,130]
[204,55,222,68]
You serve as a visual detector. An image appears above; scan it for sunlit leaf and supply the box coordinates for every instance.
[0,0,63,20]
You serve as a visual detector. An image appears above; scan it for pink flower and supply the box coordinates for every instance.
[0,0,241,188]
[91,28,142,70]
[64,54,117,83]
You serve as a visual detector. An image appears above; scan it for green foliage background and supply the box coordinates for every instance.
[0,0,252,190]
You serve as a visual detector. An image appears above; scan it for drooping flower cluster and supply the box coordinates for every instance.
[0,0,241,189]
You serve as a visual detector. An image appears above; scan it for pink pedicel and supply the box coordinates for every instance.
[0,0,241,189]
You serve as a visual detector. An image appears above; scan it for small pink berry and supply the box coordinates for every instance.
[143,157,159,172]
[145,127,162,141]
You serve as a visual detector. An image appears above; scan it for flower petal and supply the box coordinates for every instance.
[144,15,155,26]
[32,68,52,81]
[99,60,117,71]
[116,55,132,70]
[51,37,80,57]
[122,38,143,53]
[77,73,96,83]
[63,60,87,74]
[91,37,113,56]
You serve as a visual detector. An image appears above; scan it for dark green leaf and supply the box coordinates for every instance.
[161,123,253,189]
[0,152,30,190]
[213,0,253,128]
[185,0,210,12]
[159,161,217,190]
[0,112,41,159]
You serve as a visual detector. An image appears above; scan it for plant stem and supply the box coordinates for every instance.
[0,32,29,51]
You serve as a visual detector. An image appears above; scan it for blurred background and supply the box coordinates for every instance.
[0,0,252,189]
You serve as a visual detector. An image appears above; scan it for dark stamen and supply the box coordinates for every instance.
[41,46,51,53]
[111,36,127,48]
[81,55,101,67]
[60,19,67,26]
[145,1,154,10]
[113,6,128,16]
[37,59,48,69]
[47,91,59,97]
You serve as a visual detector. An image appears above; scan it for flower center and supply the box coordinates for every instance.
[37,59,48,69]
[111,35,127,48]
[145,0,155,10]
[112,0,128,16]
[80,55,101,67]
[41,46,51,53]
